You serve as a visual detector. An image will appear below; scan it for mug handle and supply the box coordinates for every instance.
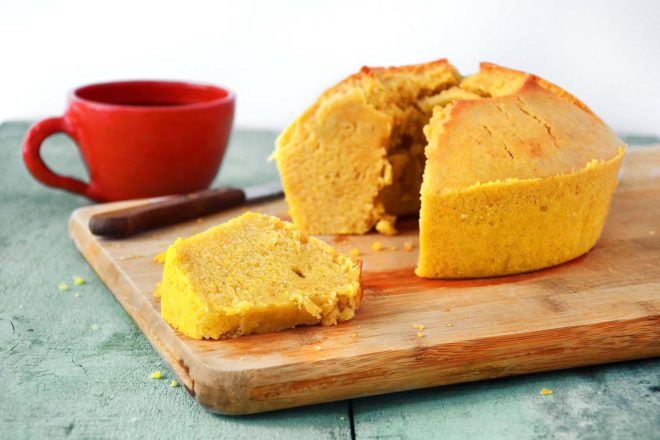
[22,117,94,198]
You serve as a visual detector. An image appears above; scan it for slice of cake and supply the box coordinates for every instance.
[158,212,363,339]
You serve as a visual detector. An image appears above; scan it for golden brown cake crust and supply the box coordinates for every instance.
[423,78,624,192]
[335,59,454,90]
[474,62,599,118]
[314,59,459,110]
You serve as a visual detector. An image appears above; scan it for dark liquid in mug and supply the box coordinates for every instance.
[115,101,195,107]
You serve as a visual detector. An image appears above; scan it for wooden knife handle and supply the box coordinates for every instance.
[88,188,246,238]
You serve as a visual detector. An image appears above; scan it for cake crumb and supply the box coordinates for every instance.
[150,370,162,380]
[153,252,166,264]
[417,332,425,338]
[170,380,179,387]
[371,241,384,251]
[540,388,553,396]
[650,230,656,236]
[447,323,454,327]
[74,292,81,298]
[153,282,162,298]
[350,248,361,257]
[58,282,69,292]
[73,275,85,285]
[351,333,358,339]
[403,241,414,252]
[314,345,322,351]
[412,323,425,330]
[460,213,468,221]
[91,324,99,331]
[375,217,398,236]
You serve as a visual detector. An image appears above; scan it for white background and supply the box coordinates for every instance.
[1,0,659,135]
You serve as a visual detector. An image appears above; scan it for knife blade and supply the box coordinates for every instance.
[88,181,283,238]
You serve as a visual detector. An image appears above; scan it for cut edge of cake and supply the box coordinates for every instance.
[272,59,462,235]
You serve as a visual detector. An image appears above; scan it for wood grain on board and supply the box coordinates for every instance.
[69,147,660,414]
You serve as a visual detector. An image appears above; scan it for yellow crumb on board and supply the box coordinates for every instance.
[417,332,425,338]
[58,282,69,291]
[153,283,162,298]
[74,292,81,298]
[150,370,162,379]
[170,380,179,387]
[447,323,454,327]
[153,252,167,264]
[350,248,361,257]
[404,241,414,252]
[73,275,85,285]
[375,218,398,236]
[412,323,425,330]
[540,388,554,396]
[351,333,358,339]
[314,346,322,351]
[371,241,384,251]
[90,324,99,331]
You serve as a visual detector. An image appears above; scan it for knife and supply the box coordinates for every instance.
[88,181,283,238]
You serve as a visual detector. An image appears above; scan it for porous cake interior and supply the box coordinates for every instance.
[274,61,464,235]
[368,68,461,221]
[160,212,362,339]
[360,65,601,226]
[367,71,490,231]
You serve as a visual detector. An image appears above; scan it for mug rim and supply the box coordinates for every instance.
[70,80,235,111]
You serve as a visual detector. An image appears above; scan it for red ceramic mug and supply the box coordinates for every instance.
[22,80,234,202]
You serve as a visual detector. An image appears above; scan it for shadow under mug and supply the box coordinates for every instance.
[22,80,235,202]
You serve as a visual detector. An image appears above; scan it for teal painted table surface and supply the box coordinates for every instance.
[1,121,659,439]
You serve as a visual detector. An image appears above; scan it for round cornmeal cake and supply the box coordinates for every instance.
[272,60,625,278]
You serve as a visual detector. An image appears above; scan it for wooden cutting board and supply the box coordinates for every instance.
[69,147,660,415]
